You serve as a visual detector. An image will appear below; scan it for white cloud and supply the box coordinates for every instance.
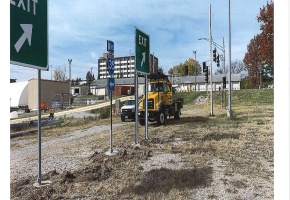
[10,0,270,81]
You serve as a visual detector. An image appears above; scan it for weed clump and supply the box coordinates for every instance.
[98,106,110,119]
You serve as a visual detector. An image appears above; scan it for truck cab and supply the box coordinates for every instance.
[138,74,183,125]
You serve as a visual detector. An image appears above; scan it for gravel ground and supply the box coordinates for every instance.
[10,123,124,183]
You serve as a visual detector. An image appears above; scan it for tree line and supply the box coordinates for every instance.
[53,67,95,86]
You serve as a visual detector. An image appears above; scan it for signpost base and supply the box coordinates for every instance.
[105,150,118,156]
[33,180,52,188]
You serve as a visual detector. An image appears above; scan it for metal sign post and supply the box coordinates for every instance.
[108,77,115,154]
[37,70,42,183]
[110,91,113,153]
[106,40,115,154]
[145,75,149,140]
[134,70,139,144]
[135,27,150,143]
[11,1,48,185]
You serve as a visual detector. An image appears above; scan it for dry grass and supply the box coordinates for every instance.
[10,90,274,199]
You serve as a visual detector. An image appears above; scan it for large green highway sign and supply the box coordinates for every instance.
[135,28,150,74]
[10,0,48,70]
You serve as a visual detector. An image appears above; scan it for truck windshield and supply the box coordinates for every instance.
[148,83,164,92]
[125,100,135,105]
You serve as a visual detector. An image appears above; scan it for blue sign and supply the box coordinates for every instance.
[107,40,114,54]
[108,77,115,92]
[107,58,115,75]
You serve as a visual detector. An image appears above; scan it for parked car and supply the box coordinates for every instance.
[120,99,139,122]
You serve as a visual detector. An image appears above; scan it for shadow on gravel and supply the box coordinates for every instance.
[147,116,209,127]
[124,167,213,195]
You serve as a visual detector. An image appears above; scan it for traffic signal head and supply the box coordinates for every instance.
[213,48,216,62]
[203,62,206,72]
[223,77,226,89]
[205,66,209,83]
[217,54,220,67]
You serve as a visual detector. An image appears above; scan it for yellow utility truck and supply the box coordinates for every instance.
[138,74,183,125]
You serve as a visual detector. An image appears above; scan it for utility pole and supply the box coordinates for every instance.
[68,59,72,108]
[227,0,233,118]
[209,4,213,116]
[193,51,197,91]
[222,37,226,109]
[50,65,52,80]
[90,67,93,93]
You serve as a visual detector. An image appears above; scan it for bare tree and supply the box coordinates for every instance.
[215,59,246,77]
[53,66,67,81]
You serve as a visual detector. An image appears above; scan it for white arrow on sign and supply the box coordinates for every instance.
[14,24,33,53]
[110,82,115,87]
[141,52,146,67]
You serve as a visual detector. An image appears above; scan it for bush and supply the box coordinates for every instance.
[98,106,110,119]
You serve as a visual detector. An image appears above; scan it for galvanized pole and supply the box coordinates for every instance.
[90,67,93,93]
[68,59,72,108]
[37,69,42,183]
[209,4,213,116]
[134,65,139,144]
[50,65,52,80]
[223,37,226,109]
[227,0,233,118]
[194,51,196,91]
[145,75,148,139]
[110,91,113,153]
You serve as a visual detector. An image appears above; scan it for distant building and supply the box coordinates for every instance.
[10,79,70,110]
[169,74,241,92]
[97,54,158,79]
[89,74,241,96]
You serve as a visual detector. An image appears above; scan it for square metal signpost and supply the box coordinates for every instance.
[10,0,49,185]
[135,28,150,143]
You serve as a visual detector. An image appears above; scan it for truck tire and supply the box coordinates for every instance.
[139,119,145,126]
[174,111,180,119]
[157,111,166,125]
[121,117,125,122]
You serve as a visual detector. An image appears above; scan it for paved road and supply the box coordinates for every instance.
[10,95,134,124]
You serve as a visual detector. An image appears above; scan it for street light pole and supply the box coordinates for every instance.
[90,67,93,93]
[227,0,233,118]
[50,65,52,80]
[193,51,197,91]
[209,4,213,116]
[68,59,72,108]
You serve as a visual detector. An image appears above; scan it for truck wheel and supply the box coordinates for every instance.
[139,119,145,126]
[174,111,180,119]
[157,111,166,125]
[121,118,125,122]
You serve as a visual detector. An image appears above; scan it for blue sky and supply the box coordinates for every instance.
[10,0,270,81]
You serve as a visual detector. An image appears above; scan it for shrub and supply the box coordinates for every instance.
[98,106,110,119]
